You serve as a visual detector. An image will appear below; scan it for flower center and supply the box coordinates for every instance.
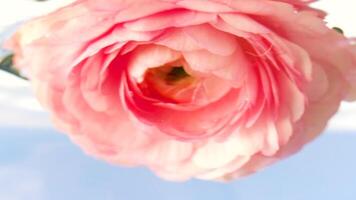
[165,66,190,82]
[138,61,198,103]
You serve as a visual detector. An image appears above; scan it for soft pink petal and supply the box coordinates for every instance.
[183,24,237,56]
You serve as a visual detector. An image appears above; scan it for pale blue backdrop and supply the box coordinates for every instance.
[0,127,355,200]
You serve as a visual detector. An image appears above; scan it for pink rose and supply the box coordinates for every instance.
[5,0,356,181]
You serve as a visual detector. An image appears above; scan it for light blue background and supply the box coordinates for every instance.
[0,127,355,200]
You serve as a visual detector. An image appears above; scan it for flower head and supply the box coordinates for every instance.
[5,0,356,181]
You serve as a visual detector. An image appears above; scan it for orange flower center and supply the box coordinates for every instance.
[139,60,198,103]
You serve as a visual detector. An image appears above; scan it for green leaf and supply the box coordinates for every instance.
[333,27,344,34]
[0,54,28,80]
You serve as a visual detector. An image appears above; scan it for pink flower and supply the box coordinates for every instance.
[5,0,356,181]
